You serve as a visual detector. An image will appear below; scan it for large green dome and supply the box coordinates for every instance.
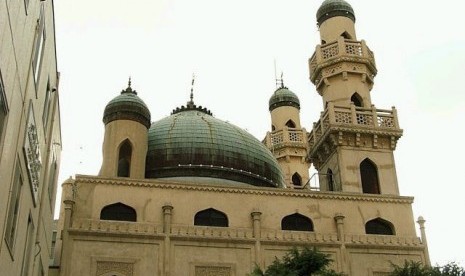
[103,83,151,128]
[269,87,300,111]
[146,106,284,187]
[317,0,355,26]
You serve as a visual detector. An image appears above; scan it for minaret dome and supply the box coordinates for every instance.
[316,0,355,26]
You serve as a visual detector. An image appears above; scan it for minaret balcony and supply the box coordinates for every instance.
[264,128,308,152]
[309,38,377,88]
[308,103,403,156]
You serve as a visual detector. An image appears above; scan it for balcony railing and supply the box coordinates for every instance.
[309,38,376,83]
[264,128,307,149]
[308,103,400,149]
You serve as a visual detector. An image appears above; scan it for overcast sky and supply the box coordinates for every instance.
[54,0,465,266]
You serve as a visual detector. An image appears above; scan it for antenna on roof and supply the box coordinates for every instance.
[274,59,278,89]
[280,72,285,88]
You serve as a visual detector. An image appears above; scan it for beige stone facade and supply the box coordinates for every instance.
[51,1,429,275]
[0,0,61,275]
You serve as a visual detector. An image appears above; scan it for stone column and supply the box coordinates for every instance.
[60,199,75,276]
[417,216,431,266]
[251,211,262,270]
[334,213,349,274]
[162,204,173,276]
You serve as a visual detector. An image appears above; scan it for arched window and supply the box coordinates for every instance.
[351,93,363,107]
[117,139,132,177]
[285,120,296,128]
[321,39,326,45]
[281,213,313,232]
[341,31,352,40]
[271,125,276,131]
[327,169,334,191]
[194,208,228,227]
[365,218,394,235]
[292,172,302,186]
[100,203,137,222]
[360,158,380,194]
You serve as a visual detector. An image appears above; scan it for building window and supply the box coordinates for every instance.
[194,208,228,227]
[100,203,137,222]
[20,215,34,276]
[33,4,46,84]
[326,169,334,191]
[42,79,52,129]
[48,153,57,207]
[117,139,132,177]
[281,213,314,232]
[291,172,302,186]
[360,158,380,194]
[365,218,394,235]
[285,119,296,128]
[351,93,363,107]
[0,73,7,144]
[4,162,24,251]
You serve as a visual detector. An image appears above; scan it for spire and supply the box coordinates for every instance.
[121,76,137,95]
[187,73,195,108]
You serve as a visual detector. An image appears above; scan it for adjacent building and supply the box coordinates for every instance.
[51,1,429,275]
[0,0,61,275]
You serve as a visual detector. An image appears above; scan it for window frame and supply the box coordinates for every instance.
[32,4,46,86]
[4,161,24,254]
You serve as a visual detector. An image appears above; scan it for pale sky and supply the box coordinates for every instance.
[54,0,465,266]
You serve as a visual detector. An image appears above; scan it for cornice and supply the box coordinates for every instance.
[74,175,414,204]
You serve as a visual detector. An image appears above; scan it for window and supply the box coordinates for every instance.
[117,139,132,177]
[4,162,23,251]
[0,72,7,143]
[42,79,52,129]
[341,31,352,39]
[281,213,313,232]
[100,203,137,222]
[33,4,46,83]
[365,218,394,235]
[194,208,228,227]
[291,172,302,186]
[20,215,34,276]
[351,93,363,107]
[326,169,334,191]
[271,125,275,131]
[285,119,296,128]
[360,158,380,194]
[48,153,57,207]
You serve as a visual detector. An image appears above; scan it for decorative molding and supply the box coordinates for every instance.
[96,261,134,276]
[73,175,414,204]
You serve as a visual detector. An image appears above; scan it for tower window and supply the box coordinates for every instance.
[292,172,302,186]
[351,93,363,107]
[194,208,228,227]
[281,213,313,232]
[117,139,132,177]
[365,218,394,235]
[360,158,380,194]
[271,125,275,131]
[327,169,334,191]
[100,203,137,222]
[285,119,296,128]
[341,31,352,40]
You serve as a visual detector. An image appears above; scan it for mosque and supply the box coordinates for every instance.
[50,0,430,275]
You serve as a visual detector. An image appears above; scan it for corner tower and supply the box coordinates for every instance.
[308,0,403,194]
[264,85,310,188]
[99,80,151,179]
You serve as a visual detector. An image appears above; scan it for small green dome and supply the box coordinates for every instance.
[146,107,284,187]
[317,0,355,26]
[103,83,151,128]
[269,87,300,111]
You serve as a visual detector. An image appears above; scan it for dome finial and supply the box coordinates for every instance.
[187,73,195,108]
[122,76,137,95]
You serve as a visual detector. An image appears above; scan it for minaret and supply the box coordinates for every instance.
[308,0,403,194]
[99,79,151,179]
[264,82,310,189]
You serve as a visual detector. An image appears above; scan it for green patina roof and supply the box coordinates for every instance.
[146,108,284,187]
[317,0,355,26]
[103,84,151,128]
[269,87,300,111]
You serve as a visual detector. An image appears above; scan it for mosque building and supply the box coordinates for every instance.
[50,0,430,275]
